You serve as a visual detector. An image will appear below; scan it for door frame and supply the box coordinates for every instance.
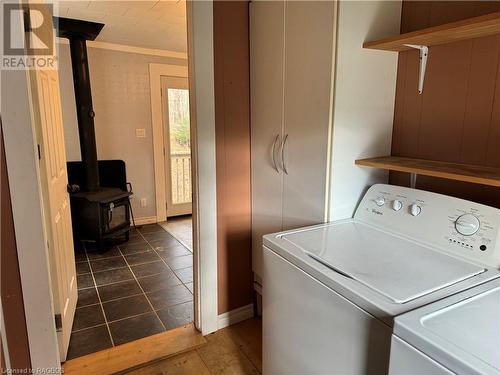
[186,0,219,335]
[160,76,192,218]
[1,6,61,370]
[2,0,219,371]
[149,63,188,222]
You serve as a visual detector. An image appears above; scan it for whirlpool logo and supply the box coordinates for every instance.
[1,1,57,70]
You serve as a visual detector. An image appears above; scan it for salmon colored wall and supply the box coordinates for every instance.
[1,127,31,370]
[391,0,500,207]
[213,1,253,314]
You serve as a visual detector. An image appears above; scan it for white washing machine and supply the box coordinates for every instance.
[262,184,500,374]
[389,277,500,375]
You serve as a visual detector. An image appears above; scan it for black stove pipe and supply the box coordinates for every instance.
[68,37,99,191]
[54,17,104,191]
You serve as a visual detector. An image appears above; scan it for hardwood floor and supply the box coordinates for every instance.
[126,318,262,375]
[159,216,193,252]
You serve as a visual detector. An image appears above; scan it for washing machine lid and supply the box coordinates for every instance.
[395,279,500,374]
[421,285,500,372]
[280,222,485,304]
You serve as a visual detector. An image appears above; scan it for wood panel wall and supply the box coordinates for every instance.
[391,0,500,207]
[213,1,253,314]
[1,127,31,371]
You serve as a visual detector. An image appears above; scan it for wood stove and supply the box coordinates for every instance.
[67,160,133,250]
[55,17,132,251]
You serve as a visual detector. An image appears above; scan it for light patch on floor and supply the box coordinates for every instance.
[160,215,193,252]
[127,317,262,375]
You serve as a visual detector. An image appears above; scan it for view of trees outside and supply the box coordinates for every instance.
[167,88,192,205]
[168,88,191,152]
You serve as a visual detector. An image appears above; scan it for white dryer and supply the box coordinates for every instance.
[389,278,500,375]
[262,184,500,374]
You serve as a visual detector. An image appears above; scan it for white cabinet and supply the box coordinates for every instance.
[250,0,336,283]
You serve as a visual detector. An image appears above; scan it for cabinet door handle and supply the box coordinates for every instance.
[271,134,280,173]
[281,134,288,175]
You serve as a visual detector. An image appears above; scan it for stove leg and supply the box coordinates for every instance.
[97,239,105,253]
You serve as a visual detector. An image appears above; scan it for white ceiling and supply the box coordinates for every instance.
[53,1,187,52]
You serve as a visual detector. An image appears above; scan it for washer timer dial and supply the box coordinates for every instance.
[455,214,481,236]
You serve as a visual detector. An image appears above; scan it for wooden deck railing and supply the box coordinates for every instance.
[171,151,192,204]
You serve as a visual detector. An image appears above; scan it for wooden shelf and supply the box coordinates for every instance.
[363,11,500,52]
[355,156,500,187]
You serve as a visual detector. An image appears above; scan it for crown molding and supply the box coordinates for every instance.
[57,37,188,60]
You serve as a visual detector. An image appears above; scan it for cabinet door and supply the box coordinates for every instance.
[282,1,336,230]
[250,0,285,280]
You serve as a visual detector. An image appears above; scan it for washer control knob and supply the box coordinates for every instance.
[410,203,422,217]
[375,197,385,206]
[455,214,480,236]
[392,200,403,211]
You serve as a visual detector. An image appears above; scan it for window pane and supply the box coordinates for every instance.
[167,88,191,205]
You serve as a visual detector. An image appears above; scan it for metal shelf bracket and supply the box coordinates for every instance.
[410,173,418,189]
[404,44,428,94]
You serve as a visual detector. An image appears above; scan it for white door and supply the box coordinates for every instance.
[161,76,192,217]
[28,11,77,361]
[282,0,335,230]
[250,0,285,281]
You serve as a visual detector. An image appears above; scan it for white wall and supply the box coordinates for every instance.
[57,44,187,219]
[329,0,402,221]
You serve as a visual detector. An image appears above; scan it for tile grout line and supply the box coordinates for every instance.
[85,247,116,347]
[77,262,188,290]
[82,274,187,306]
[141,228,194,296]
[77,265,173,290]
[118,235,169,332]
[80,291,145,306]
[71,297,195,334]
[139,226,194,327]
[73,231,186,356]
[77,256,192,294]
[77,252,192,302]
[138,229,187,289]
[72,311,152,333]
[74,226,192,347]
[77,281,189,309]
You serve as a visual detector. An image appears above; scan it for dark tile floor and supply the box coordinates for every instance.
[67,224,194,360]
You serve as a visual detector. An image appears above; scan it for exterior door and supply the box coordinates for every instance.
[28,12,77,361]
[161,76,193,217]
[250,0,285,282]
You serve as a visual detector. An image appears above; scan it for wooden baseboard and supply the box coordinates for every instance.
[132,216,157,226]
[217,304,254,330]
[62,324,205,375]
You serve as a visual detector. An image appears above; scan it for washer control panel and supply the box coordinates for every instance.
[355,184,500,268]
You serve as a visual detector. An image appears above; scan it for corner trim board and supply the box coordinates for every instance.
[217,304,254,330]
[186,0,219,335]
